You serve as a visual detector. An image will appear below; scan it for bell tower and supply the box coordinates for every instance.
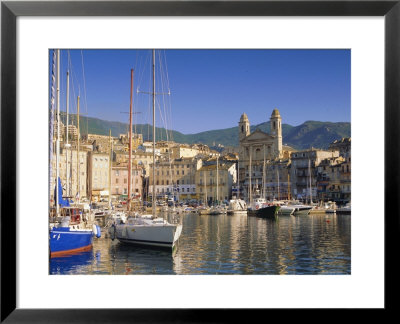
[239,113,250,142]
[270,108,282,157]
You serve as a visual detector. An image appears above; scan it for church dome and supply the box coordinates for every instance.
[271,108,280,117]
[240,113,249,122]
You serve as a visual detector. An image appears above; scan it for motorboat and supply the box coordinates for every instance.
[247,198,280,218]
[336,202,351,214]
[227,198,247,215]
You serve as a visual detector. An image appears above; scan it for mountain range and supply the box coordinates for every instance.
[62,113,351,150]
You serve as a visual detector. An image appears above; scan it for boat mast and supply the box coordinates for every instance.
[308,159,313,204]
[152,49,156,218]
[56,49,60,216]
[263,144,266,200]
[128,69,133,212]
[204,171,207,205]
[277,169,280,201]
[249,146,252,205]
[287,173,291,200]
[77,95,80,201]
[237,158,240,199]
[216,155,219,204]
[66,70,70,197]
[109,129,112,209]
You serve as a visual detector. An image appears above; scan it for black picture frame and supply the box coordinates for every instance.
[1,0,398,322]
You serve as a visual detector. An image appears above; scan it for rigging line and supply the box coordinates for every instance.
[161,50,174,143]
[68,52,79,125]
[135,50,150,140]
[159,51,174,145]
[81,50,89,140]
[157,51,169,143]
[159,50,170,141]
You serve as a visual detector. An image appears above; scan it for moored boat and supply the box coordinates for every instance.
[209,205,227,215]
[292,204,314,216]
[227,198,247,215]
[248,204,280,218]
[49,50,99,258]
[111,214,182,249]
[336,202,351,214]
[277,205,295,216]
[113,51,182,250]
[247,198,280,218]
[198,206,211,215]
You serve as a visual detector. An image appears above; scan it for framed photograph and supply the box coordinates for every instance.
[1,0,397,322]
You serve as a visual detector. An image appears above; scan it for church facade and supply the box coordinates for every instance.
[238,109,284,201]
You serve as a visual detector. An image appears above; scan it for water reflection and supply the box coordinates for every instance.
[49,250,93,274]
[49,213,351,275]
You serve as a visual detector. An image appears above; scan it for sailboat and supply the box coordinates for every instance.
[247,147,280,218]
[49,49,100,258]
[227,158,247,215]
[111,50,182,249]
[209,156,227,215]
[291,159,314,216]
[198,169,211,215]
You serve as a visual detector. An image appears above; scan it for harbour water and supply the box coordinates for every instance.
[50,213,351,275]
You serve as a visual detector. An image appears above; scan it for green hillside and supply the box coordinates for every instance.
[63,113,350,150]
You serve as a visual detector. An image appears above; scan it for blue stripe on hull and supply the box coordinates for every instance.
[49,228,93,253]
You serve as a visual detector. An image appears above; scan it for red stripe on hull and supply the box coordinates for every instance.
[50,244,93,258]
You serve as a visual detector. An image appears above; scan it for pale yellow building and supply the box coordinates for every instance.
[195,161,236,204]
[50,147,88,201]
[87,152,111,201]
[170,145,199,159]
[148,157,202,200]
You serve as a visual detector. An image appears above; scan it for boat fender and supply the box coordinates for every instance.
[92,224,98,237]
[96,225,101,238]
[110,224,116,241]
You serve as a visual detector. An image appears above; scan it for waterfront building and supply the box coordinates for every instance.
[329,137,351,158]
[195,160,236,204]
[316,156,345,202]
[50,146,88,202]
[87,151,110,202]
[290,148,339,201]
[316,138,351,203]
[264,159,291,201]
[148,157,202,201]
[111,163,144,202]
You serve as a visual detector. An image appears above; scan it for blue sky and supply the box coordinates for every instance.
[52,49,350,134]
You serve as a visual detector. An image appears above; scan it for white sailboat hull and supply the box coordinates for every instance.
[292,205,313,216]
[115,221,182,248]
[277,206,295,216]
